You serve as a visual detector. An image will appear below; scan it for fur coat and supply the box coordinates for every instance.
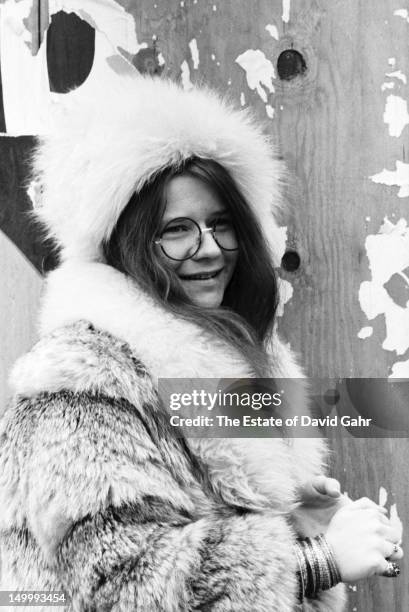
[0,75,346,610]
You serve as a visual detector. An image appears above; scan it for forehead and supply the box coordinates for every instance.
[162,174,225,223]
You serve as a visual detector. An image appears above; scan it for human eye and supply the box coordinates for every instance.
[161,218,193,237]
[213,216,233,230]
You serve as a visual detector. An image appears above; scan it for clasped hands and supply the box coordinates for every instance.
[295,475,403,582]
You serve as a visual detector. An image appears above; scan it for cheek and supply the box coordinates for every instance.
[155,245,182,273]
[225,251,239,276]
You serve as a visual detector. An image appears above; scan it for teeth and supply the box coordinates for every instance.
[182,271,220,280]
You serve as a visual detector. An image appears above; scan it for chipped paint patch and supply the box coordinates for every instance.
[383,95,409,137]
[282,0,290,23]
[381,82,395,91]
[379,486,388,506]
[370,161,409,198]
[385,70,407,84]
[358,326,373,339]
[189,38,199,69]
[394,8,409,23]
[0,0,144,134]
[49,0,143,55]
[265,104,275,119]
[240,92,246,106]
[390,504,403,541]
[390,358,409,377]
[359,218,409,357]
[26,178,42,209]
[265,24,279,40]
[180,60,193,91]
[276,279,294,317]
[235,49,275,103]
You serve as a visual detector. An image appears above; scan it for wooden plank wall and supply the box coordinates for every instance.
[1,1,408,610]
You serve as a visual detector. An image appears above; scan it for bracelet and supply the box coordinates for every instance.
[293,535,342,602]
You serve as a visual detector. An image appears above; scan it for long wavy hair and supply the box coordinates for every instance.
[103,157,279,377]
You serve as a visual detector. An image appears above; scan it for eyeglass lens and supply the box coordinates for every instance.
[159,217,238,261]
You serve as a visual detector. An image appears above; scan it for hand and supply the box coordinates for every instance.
[325,497,404,582]
[292,476,351,536]
[298,475,347,508]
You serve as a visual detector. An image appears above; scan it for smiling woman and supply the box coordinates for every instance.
[0,75,402,611]
[155,173,239,308]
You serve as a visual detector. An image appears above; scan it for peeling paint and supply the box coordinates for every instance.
[379,486,388,506]
[370,161,409,198]
[282,0,290,23]
[276,278,294,317]
[235,49,275,103]
[385,70,407,84]
[189,38,199,69]
[383,95,409,137]
[180,60,193,91]
[265,104,275,119]
[26,178,42,209]
[359,218,409,357]
[240,92,246,106]
[390,504,403,541]
[390,358,409,377]
[381,82,395,92]
[357,326,373,339]
[0,0,144,135]
[394,8,409,23]
[265,23,279,40]
[49,0,144,56]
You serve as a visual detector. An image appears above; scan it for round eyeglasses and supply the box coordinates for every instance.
[154,216,239,261]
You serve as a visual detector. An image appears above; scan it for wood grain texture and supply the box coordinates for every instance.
[0,231,42,415]
[0,1,407,609]
[127,2,408,609]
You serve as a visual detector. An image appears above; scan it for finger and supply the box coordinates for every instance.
[384,526,404,545]
[310,475,329,496]
[386,545,403,561]
[377,559,401,577]
[323,477,341,497]
[351,497,388,513]
[312,476,341,498]
[381,540,403,559]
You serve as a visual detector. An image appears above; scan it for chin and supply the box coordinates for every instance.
[186,290,223,309]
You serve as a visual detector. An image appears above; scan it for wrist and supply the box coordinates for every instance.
[293,534,342,602]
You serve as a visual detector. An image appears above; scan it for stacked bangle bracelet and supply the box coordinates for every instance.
[294,534,342,601]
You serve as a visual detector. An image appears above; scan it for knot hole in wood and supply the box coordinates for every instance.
[277,49,307,81]
[281,249,301,272]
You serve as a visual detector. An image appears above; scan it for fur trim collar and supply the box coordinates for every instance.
[10,262,326,513]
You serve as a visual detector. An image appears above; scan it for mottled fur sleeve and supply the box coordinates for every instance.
[1,390,302,611]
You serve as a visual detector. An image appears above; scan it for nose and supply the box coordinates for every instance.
[194,227,222,259]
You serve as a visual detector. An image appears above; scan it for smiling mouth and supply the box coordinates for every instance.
[179,269,223,281]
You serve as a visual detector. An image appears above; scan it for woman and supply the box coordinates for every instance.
[0,75,402,611]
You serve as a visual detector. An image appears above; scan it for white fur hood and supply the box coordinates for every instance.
[31,74,286,263]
